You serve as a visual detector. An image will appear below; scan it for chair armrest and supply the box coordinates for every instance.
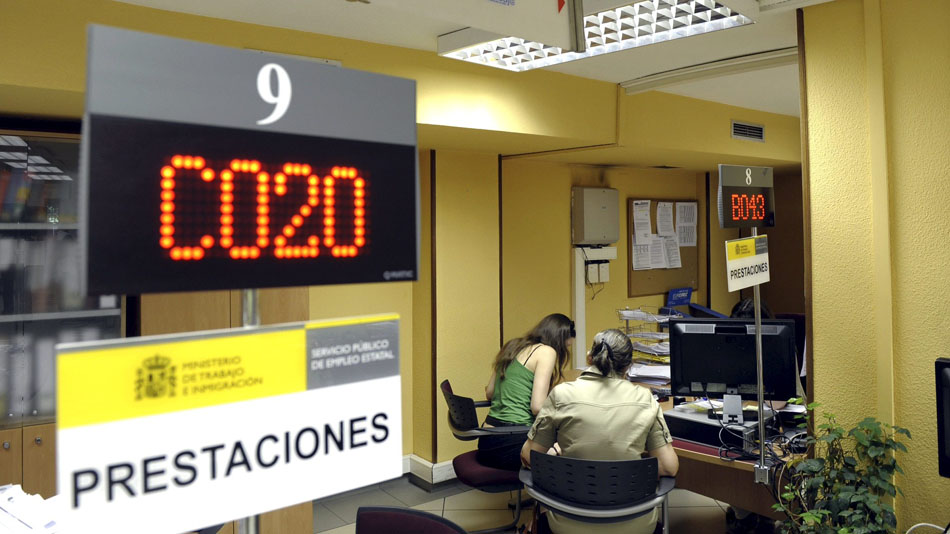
[656,476,675,497]
[450,425,530,440]
[519,467,534,488]
[482,425,531,435]
[473,400,492,408]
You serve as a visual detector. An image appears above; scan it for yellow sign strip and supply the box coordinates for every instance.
[58,329,305,429]
[726,236,763,261]
[304,313,400,330]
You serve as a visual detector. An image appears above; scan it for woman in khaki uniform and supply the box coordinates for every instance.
[521,328,679,534]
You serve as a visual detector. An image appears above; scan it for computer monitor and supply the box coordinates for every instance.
[669,318,798,402]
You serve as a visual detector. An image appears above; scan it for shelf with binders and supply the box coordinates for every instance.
[0,130,122,429]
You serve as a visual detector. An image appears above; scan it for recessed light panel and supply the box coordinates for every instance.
[442,0,752,72]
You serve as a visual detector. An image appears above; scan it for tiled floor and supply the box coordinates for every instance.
[313,475,731,533]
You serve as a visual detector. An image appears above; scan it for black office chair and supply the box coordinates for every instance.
[356,506,467,534]
[519,451,675,534]
[440,379,531,533]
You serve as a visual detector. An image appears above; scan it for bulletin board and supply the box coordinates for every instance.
[627,198,701,298]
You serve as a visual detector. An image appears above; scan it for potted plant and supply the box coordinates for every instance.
[772,401,911,534]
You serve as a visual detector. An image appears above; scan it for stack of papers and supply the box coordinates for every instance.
[619,309,671,323]
[632,341,669,356]
[628,331,669,341]
[626,364,671,386]
[0,485,60,533]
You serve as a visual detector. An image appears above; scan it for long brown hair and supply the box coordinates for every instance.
[493,313,574,384]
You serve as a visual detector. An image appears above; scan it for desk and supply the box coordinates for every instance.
[652,393,785,520]
[671,439,784,519]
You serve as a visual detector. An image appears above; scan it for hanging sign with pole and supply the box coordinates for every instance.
[79,25,419,295]
[60,25,418,534]
[717,163,775,486]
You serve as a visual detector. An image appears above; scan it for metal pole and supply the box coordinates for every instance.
[751,228,770,485]
[239,288,261,534]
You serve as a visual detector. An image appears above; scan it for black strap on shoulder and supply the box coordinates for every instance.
[522,344,542,366]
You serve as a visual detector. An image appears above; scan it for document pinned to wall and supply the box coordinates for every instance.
[632,235,652,271]
[656,202,675,237]
[633,200,652,243]
[675,202,698,247]
[663,236,682,268]
[649,235,668,269]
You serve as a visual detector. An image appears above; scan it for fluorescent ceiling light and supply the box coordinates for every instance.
[439,0,753,72]
[27,155,49,164]
[620,46,798,93]
[4,161,27,169]
[0,151,26,160]
[0,135,27,146]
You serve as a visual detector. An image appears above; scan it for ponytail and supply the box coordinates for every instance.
[589,340,613,376]
[588,329,634,377]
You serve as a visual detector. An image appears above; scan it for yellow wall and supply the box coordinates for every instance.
[804,0,950,527]
[620,91,802,169]
[0,0,616,151]
[433,150,500,463]
[500,159,573,342]
[880,0,950,524]
[803,0,879,424]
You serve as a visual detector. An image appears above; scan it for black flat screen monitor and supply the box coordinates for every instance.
[670,318,797,402]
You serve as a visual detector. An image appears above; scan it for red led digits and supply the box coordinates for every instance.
[322,167,367,257]
[160,158,367,261]
[160,155,217,260]
[272,163,320,258]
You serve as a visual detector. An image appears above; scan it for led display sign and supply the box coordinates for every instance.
[716,165,775,229]
[80,26,418,294]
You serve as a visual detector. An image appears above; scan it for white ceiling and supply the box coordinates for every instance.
[115,0,801,117]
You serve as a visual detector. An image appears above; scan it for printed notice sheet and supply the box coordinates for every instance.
[649,235,668,269]
[657,202,675,236]
[633,200,652,243]
[632,235,652,270]
[675,202,698,247]
[663,236,682,268]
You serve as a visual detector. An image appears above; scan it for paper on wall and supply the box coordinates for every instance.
[632,235,652,270]
[656,202,675,236]
[663,236,682,268]
[633,200,652,243]
[649,235,668,268]
[675,202,698,246]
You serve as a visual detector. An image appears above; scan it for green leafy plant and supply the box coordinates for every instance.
[773,401,911,534]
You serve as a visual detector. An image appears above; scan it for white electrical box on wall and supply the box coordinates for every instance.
[572,187,619,245]
[587,264,600,283]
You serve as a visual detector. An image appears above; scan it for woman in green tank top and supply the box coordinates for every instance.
[476,313,574,471]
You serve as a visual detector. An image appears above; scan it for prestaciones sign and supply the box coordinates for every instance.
[56,315,401,534]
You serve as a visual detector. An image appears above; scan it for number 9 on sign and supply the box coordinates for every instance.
[256,63,292,125]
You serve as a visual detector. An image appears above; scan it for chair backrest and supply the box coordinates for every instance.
[356,506,467,534]
[530,451,659,508]
[440,379,481,434]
